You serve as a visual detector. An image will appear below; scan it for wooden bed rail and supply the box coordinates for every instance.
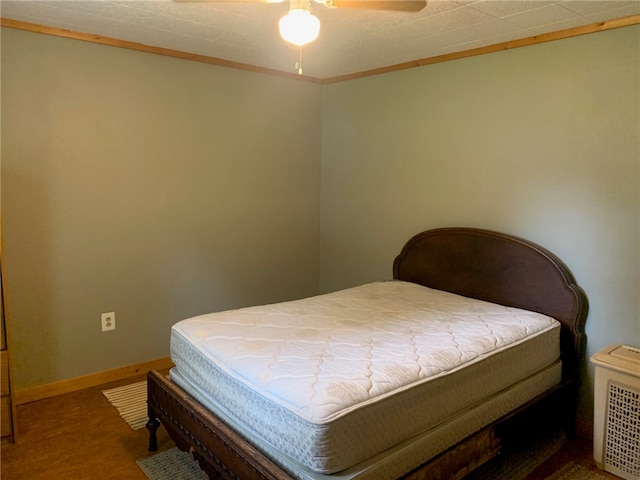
[146,369,291,480]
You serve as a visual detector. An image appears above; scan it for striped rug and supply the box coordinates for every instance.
[102,380,148,430]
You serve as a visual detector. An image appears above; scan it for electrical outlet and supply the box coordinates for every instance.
[101,312,116,332]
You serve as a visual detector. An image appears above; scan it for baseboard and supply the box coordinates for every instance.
[14,357,174,405]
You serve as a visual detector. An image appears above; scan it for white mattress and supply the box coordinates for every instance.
[171,360,561,480]
[170,281,561,474]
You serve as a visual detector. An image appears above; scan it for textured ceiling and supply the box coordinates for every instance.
[1,0,639,79]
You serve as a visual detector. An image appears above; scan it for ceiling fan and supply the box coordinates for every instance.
[281,0,426,45]
[178,0,427,73]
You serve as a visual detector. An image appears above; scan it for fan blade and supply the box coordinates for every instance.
[326,0,426,12]
[175,0,282,3]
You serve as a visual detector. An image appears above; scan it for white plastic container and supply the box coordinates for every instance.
[591,344,640,480]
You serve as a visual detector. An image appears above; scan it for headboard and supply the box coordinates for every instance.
[393,227,589,382]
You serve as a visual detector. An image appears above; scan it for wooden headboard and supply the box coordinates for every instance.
[393,227,589,382]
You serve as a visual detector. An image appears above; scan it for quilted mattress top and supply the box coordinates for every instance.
[171,281,559,424]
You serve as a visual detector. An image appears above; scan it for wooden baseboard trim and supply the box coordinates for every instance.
[14,357,174,405]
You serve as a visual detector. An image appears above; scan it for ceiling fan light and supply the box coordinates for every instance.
[278,9,320,47]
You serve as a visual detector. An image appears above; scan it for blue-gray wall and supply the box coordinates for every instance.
[2,25,638,427]
[320,25,639,422]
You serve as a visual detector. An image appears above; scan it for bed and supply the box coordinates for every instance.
[146,227,588,480]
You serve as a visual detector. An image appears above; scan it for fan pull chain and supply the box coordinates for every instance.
[295,47,303,75]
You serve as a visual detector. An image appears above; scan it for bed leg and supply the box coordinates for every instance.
[562,382,580,439]
[146,415,161,452]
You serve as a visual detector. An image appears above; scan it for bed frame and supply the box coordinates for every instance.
[146,227,589,480]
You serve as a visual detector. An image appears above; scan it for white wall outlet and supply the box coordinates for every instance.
[101,312,116,332]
